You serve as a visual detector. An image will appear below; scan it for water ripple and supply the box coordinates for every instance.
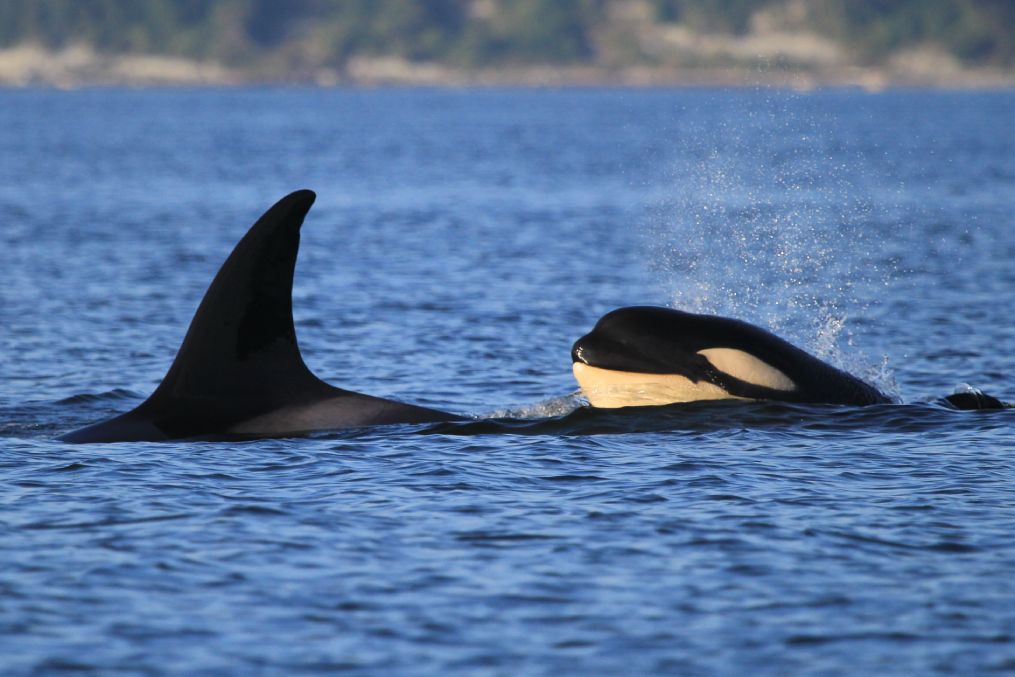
[1,88,1014,676]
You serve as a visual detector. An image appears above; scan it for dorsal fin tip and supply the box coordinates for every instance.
[249,189,316,238]
[284,188,316,210]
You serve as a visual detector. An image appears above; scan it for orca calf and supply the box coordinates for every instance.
[572,306,891,408]
[60,190,460,443]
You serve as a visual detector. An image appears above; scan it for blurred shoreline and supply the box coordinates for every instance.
[2,45,1012,91]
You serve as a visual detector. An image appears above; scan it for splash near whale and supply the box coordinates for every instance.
[60,190,460,443]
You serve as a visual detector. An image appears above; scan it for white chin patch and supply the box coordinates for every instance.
[573,363,746,409]
[697,348,796,392]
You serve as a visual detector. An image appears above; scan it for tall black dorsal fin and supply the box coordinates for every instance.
[139,190,337,426]
[60,189,460,443]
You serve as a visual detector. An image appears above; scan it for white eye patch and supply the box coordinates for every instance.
[697,348,796,392]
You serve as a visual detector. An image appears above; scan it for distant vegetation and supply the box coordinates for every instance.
[1,0,1012,80]
[651,0,1011,53]
[0,0,602,66]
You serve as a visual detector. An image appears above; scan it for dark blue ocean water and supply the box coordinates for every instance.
[1,88,1013,674]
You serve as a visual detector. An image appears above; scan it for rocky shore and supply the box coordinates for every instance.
[2,43,1011,90]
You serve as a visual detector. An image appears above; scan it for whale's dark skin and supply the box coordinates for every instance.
[572,306,892,407]
[942,391,1009,410]
[60,190,460,443]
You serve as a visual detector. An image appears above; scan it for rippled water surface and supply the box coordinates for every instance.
[1,88,1014,674]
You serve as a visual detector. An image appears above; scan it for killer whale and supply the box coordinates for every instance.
[60,190,460,443]
[571,306,891,408]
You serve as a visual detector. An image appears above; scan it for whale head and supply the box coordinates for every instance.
[571,306,889,408]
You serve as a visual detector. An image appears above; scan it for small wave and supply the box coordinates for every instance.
[786,632,921,646]
[220,504,288,517]
[57,388,142,404]
[22,512,193,531]
[484,392,585,419]
[455,531,559,542]
[821,528,979,554]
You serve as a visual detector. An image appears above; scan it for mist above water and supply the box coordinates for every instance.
[646,92,901,394]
